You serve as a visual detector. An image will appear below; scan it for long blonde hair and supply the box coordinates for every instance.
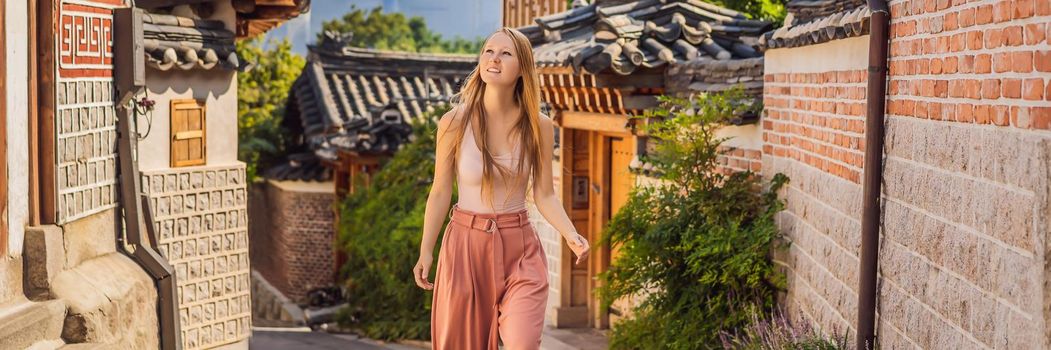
[442,27,543,210]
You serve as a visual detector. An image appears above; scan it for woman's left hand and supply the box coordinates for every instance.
[565,232,590,265]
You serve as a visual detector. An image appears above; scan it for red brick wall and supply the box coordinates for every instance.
[249,181,336,304]
[764,70,868,184]
[887,0,1051,127]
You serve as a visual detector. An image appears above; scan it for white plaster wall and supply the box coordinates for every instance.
[269,179,335,193]
[716,124,762,150]
[764,35,871,74]
[140,0,240,172]
[7,0,29,257]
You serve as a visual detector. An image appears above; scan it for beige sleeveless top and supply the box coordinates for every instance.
[456,118,528,213]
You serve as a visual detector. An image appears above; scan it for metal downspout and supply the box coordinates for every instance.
[858,1,891,349]
[114,7,182,350]
[117,102,184,350]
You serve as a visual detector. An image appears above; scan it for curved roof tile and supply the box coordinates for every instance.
[762,0,870,49]
[520,0,772,75]
[142,13,248,72]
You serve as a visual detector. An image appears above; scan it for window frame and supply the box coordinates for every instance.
[169,99,207,168]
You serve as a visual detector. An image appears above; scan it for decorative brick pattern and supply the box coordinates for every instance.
[53,0,120,224]
[764,0,1051,348]
[141,165,251,350]
[55,78,119,223]
[249,181,336,304]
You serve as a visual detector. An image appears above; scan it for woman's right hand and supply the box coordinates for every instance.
[413,254,434,290]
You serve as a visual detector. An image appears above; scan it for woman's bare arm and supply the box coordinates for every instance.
[531,114,591,264]
[421,106,461,256]
[415,106,462,289]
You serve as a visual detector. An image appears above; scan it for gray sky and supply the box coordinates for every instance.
[264,0,502,55]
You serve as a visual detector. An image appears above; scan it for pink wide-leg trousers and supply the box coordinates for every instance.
[431,204,549,350]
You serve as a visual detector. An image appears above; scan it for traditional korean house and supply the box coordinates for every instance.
[248,32,475,307]
[0,0,304,349]
[133,1,308,348]
[505,0,771,329]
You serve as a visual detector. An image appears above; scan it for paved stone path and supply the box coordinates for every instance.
[249,326,609,349]
[249,328,422,350]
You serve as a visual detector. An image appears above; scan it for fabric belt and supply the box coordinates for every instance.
[447,203,529,347]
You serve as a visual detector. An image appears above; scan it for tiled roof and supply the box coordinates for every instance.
[762,1,871,49]
[262,152,332,182]
[666,56,764,94]
[518,0,772,75]
[285,33,476,160]
[143,13,247,72]
[786,0,866,24]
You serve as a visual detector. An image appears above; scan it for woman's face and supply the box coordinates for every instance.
[479,32,521,87]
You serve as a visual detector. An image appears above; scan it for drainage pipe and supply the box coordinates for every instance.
[857,1,891,349]
[117,101,184,350]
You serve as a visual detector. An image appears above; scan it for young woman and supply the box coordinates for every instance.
[413,27,591,349]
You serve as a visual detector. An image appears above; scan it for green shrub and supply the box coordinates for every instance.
[598,86,789,349]
[335,105,453,340]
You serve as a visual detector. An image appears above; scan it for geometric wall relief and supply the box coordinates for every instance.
[59,1,115,74]
[55,0,120,223]
[55,78,119,223]
[141,164,251,349]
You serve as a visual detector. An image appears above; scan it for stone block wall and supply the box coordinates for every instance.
[249,180,336,305]
[141,164,252,350]
[528,200,563,322]
[763,1,1051,348]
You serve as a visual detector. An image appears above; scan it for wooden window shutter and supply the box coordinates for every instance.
[170,99,207,167]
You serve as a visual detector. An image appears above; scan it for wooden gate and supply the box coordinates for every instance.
[607,136,635,325]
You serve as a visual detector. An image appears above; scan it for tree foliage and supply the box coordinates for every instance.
[712,0,789,23]
[335,106,453,340]
[597,86,789,349]
[319,5,484,54]
[559,0,786,24]
[236,39,305,181]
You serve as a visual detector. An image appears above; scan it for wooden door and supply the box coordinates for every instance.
[567,131,591,303]
[607,137,635,324]
[555,129,637,329]
[555,128,591,327]
[585,132,635,329]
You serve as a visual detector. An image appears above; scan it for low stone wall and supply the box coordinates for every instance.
[249,270,306,327]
